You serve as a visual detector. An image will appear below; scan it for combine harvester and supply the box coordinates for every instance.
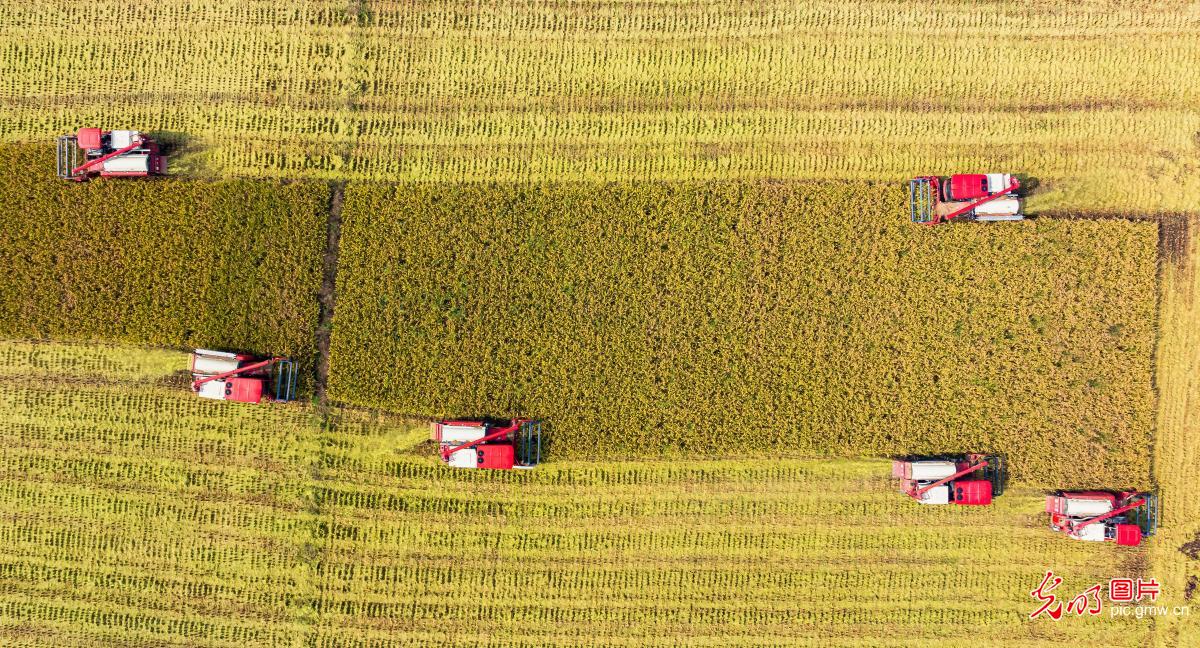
[56,127,166,181]
[909,174,1023,224]
[189,349,297,405]
[891,454,1005,505]
[432,419,542,470]
[1045,491,1158,546]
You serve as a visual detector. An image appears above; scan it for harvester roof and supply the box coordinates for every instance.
[1115,524,1142,546]
[1074,524,1107,542]
[76,127,103,150]
[1061,495,1116,516]
[907,461,958,480]
[917,485,951,505]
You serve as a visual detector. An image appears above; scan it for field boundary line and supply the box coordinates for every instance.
[314,182,345,408]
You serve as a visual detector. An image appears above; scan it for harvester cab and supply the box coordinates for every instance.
[1045,491,1158,546]
[909,174,1022,224]
[891,454,1004,505]
[432,419,542,470]
[56,128,166,181]
[189,349,297,405]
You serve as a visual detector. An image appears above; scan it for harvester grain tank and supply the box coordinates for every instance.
[1045,491,1158,546]
[56,127,166,181]
[891,454,1005,505]
[432,419,542,470]
[909,174,1023,224]
[189,349,297,404]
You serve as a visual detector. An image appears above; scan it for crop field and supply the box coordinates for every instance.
[1,1,1198,212]
[0,341,321,646]
[1148,216,1200,647]
[0,145,327,365]
[0,339,1165,647]
[0,0,1195,643]
[330,181,1158,486]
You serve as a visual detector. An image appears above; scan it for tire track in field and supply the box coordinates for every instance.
[313,182,344,407]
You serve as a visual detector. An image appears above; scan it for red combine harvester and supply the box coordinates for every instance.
[909,174,1023,224]
[432,419,542,470]
[891,454,1005,505]
[189,349,297,405]
[56,128,166,181]
[1045,491,1158,546]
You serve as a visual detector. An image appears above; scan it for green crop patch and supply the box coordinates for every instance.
[0,145,328,364]
[330,182,1158,485]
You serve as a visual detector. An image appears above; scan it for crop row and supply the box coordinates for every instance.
[10,2,1197,109]
[2,107,1197,212]
[12,0,1192,34]
[0,384,318,465]
[0,362,319,647]
[0,340,181,382]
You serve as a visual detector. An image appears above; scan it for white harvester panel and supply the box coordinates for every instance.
[447,449,478,469]
[918,484,952,505]
[908,461,957,480]
[192,350,240,375]
[110,130,140,148]
[1063,498,1113,516]
[973,197,1022,218]
[986,174,1014,193]
[440,424,488,444]
[196,380,228,400]
[102,155,150,173]
[1073,524,1107,542]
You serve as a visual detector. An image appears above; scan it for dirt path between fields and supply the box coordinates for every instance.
[314,183,345,406]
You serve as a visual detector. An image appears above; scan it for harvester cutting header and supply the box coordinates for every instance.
[909,174,1023,224]
[56,127,166,181]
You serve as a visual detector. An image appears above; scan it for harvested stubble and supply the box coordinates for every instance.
[0,340,1156,646]
[1147,215,1200,645]
[310,414,1154,647]
[330,181,1158,486]
[0,1,1198,212]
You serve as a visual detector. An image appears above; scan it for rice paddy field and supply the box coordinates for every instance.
[0,146,327,366]
[1,0,1198,645]
[0,339,1170,647]
[331,181,1158,486]
[1,1,1199,212]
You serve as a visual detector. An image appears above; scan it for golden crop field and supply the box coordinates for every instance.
[330,181,1158,486]
[1148,216,1200,647]
[0,145,327,365]
[0,339,1169,647]
[0,1,1198,212]
[0,0,1194,643]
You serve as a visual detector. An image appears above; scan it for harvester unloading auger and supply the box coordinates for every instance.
[909,174,1023,224]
